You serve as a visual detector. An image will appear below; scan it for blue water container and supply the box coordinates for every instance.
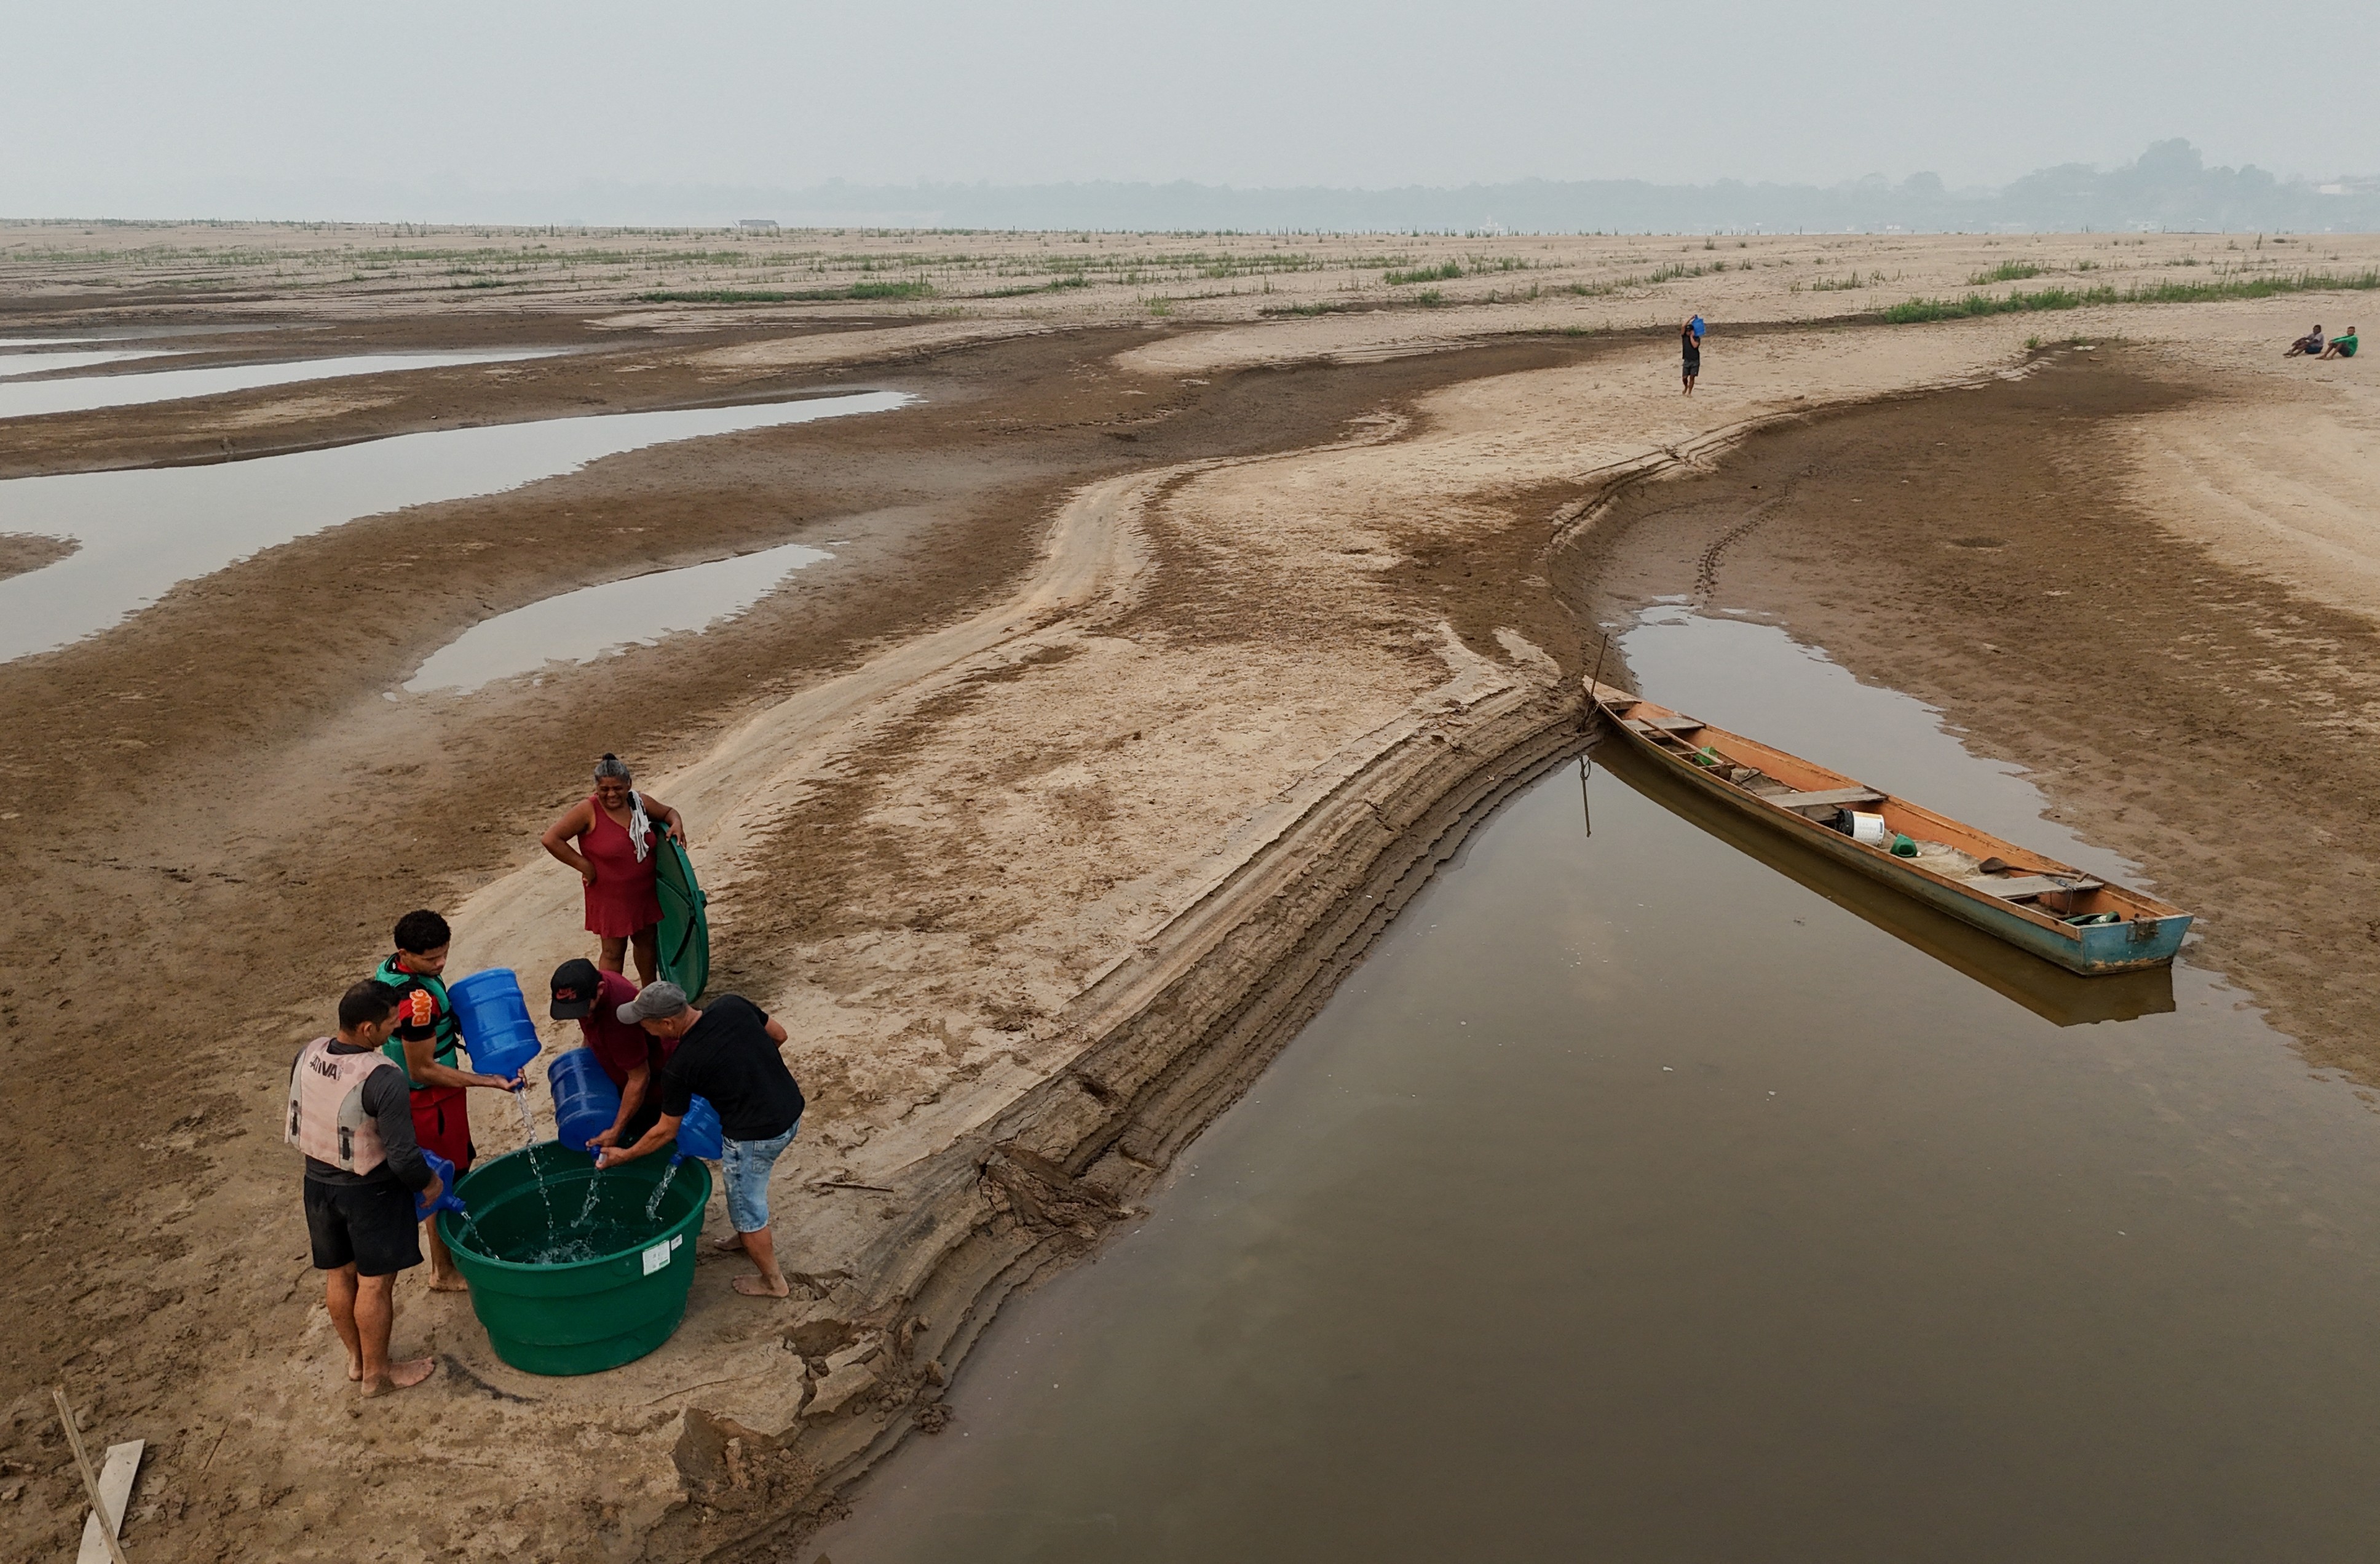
[447,967,541,1081]
[416,1149,468,1222]
[674,1095,723,1161]
[548,1048,620,1154]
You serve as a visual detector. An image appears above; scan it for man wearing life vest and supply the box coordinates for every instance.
[290,980,441,1397]
[373,909,521,1292]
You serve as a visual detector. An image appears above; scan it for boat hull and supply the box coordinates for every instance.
[1598,738,2177,1022]
[1593,688,2191,977]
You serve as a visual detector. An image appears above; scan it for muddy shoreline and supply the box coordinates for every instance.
[4,277,2376,1561]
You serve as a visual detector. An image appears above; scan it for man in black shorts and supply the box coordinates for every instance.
[1682,316,1703,394]
[287,980,441,1395]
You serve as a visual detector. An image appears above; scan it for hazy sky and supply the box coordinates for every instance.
[6,0,2378,213]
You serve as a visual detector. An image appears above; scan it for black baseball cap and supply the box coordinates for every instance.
[549,958,603,1020]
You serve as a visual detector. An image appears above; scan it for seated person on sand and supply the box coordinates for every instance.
[2319,327,2358,360]
[2285,324,2324,357]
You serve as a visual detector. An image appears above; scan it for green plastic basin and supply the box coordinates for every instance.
[438,1143,711,1376]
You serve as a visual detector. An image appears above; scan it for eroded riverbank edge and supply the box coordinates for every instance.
[675,672,1587,1562]
[650,367,2085,1564]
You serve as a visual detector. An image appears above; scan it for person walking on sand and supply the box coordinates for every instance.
[1681,314,1704,395]
[596,982,805,1299]
[540,754,687,986]
[549,956,677,1151]
[288,980,443,1396]
[2320,326,2358,360]
[373,909,524,1292]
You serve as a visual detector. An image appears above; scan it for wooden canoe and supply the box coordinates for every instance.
[1589,680,2192,975]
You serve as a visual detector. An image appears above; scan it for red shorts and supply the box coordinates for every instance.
[410,1086,475,1173]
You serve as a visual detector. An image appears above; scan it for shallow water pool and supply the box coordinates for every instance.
[403,539,835,693]
[0,389,910,662]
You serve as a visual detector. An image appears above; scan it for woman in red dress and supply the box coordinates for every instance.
[540,754,687,984]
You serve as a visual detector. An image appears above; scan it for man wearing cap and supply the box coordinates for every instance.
[289,980,441,1396]
[596,982,804,1298]
[548,957,676,1151]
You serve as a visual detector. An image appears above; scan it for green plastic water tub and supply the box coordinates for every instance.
[438,1143,711,1376]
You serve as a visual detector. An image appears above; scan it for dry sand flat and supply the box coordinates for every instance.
[1,234,2378,1560]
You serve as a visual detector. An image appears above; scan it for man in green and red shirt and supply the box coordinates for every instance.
[373,909,520,1292]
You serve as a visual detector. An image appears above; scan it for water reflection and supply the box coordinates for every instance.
[0,390,910,661]
[403,539,834,693]
[809,615,2377,1563]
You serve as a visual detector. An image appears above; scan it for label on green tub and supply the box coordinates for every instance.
[643,1242,670,1276]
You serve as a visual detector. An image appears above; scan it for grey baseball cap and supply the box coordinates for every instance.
[617,980,689,1025]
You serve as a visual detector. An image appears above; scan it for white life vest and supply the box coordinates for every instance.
[286,1037,399,1174]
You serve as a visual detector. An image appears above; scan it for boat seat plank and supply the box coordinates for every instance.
[1964,873,2105,901]
[1761,786,1886,809]
[1642,715,1707,732]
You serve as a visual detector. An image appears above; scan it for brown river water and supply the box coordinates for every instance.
[806,610,2380,1562]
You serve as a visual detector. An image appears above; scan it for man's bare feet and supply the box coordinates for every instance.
[731,1274,791,1298]
[427,1270,470,1293]
[711,1233,746,1253]
[359,1356,437,1397]
[346,1354,364,1382]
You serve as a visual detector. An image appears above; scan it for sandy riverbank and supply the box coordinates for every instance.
[1,236,2376,1561]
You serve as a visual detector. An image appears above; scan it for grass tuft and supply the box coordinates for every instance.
[638,279,936,304]
[1966,261,2043,285]
[1385,261,1463,285]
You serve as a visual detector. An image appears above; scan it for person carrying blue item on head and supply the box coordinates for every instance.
[1681,315,1706,395]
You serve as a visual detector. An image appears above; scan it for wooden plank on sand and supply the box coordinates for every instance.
[77,1440,143,1564]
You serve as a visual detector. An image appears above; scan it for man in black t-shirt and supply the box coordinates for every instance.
[596,982,805,1298]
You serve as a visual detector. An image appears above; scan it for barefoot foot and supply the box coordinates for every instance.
[360,1356,437,1397]
[347,1356,364,1382]
[427,1271,470,1293]
[732,1274,791,1298]
[711,1233,746,1253]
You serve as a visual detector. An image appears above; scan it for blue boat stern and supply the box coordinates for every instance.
[2073,913,2192,974]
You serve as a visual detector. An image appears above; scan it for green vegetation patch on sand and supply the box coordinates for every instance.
[1886,269,2380,324]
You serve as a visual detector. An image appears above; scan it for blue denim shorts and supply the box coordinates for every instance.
[721,1116,800,1233]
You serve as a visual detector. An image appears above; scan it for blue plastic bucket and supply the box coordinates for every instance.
[448,968,541,1080]
[548,1048,620,1154]
[415,1148,467,1222]
[675,1095,723,1161]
